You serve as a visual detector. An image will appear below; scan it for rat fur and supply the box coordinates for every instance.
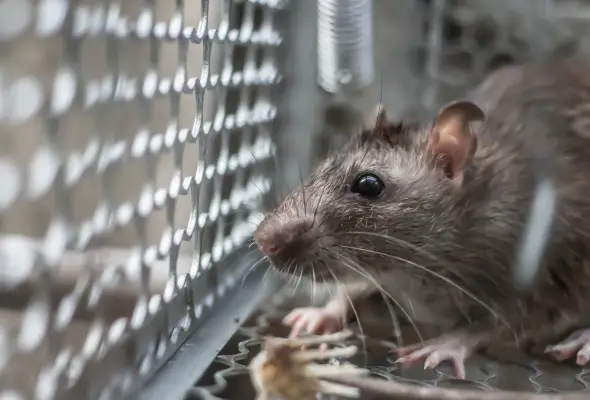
[254,56,590,376]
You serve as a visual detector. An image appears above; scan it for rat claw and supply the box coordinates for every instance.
[283,307,343,337]
[576,351,590,366]
[452,361,467,380]
[394,343,423,358]
[289,318,308,338]
[395,336,470,379]
[424,353,442,370]
[283,309,303,326]
[545,328,590,365]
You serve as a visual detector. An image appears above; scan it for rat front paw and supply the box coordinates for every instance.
[395,336,471,379]
[545,328,590,366]
[283,307,345,338]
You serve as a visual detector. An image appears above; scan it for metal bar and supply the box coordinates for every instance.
[278,0,320,183]
[137,266,279,400]
[317,0,375,93]
[422,0,448,110]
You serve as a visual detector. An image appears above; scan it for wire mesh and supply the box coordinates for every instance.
[0,0,285,399]
[3,0,590,399]
[418,0,578,110]
[188,296,590,399]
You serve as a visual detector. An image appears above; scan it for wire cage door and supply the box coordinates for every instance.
[0,0,287,399]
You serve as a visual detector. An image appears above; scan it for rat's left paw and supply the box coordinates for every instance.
[395,335,471,379]
[283,307,344,338]
[545,328,590,366]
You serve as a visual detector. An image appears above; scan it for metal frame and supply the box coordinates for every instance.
[138,264,277,400]
[138,2,320,397]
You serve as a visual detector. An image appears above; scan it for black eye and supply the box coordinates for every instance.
[351,173,384,198]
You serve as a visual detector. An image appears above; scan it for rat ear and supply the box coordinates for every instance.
[426,100,485,181]
[364,104,388,131]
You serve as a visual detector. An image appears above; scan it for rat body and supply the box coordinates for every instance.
[254,56,590,377]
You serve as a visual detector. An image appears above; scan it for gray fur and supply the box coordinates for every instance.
[256,56,590,347]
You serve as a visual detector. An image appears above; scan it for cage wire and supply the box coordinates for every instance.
[0,0,285,399]
[2,0,590,400]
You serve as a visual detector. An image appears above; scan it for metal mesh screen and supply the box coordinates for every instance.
[189,299,590,399]
[0,0,284,399]
[4,0,590,399]
[417,0,579,111]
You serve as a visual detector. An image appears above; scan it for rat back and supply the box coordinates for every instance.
[464,57,590,332]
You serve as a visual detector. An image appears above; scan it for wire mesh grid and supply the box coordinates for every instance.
[3,0,590,399]
[417,0,581,111]
[188,295,590,399]
[0,0,285,399]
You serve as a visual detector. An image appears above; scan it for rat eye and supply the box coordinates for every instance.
[351,173,384,198]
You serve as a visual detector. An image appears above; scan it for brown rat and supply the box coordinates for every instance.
[254,56,590,378]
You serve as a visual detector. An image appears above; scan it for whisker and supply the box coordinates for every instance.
[340,230,512,298]
[335,231,435,258]
[334,249,405,347]
[296,267,305,294]
[311,262,317,304]
[288,190,302,219]
[298,165,308,215]
[312,184,327,228]
[340,245,516,340]
[270,143,293,197]
[321,272,334,308]
[334,231,511,304]
[339,253,421,344]
[246,146,283,208]
[241,255,268,288]
[332,250,424,345]
[385,292,404,348]
[260,257,277,287]
[285,260,296,287]
[324,264,369,367]
[289,264,301,296]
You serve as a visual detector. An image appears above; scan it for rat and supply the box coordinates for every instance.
[254,56,590,378]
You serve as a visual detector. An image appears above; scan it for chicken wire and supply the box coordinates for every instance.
[188,297,590,399]
[2,1,590,400]
[0,0,285,399]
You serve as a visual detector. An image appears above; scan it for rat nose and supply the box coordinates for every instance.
[255,219,312,259]
[257,240,281,257]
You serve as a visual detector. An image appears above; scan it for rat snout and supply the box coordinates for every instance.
[254,218,313,261]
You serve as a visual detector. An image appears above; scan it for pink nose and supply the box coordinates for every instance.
[257,240,281,257]
[254,219,312,258]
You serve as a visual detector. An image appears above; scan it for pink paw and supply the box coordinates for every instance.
[282,307,344,338]
[395,336,470,379]
[545,328,590,366]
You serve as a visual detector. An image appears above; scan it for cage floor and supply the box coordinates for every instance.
[187,293,590,399]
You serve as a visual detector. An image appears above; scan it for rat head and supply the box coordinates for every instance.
[255,100,485,284]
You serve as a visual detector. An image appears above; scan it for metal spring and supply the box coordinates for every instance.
[317,0,375,93]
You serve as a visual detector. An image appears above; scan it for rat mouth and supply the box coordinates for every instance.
[268,255,344,282]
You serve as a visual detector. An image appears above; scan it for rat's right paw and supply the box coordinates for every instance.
[395,336,472,379]
[283,307,345,338]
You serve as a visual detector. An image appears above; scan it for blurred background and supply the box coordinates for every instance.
[1,1,590,399]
